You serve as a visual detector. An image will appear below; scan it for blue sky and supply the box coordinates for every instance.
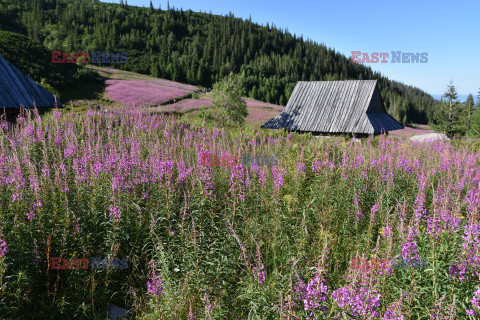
[101,0,480,100]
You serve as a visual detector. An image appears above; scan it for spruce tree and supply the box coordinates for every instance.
[443,80,458,130]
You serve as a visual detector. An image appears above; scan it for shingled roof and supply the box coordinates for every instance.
[261,80,403,134]
[0,55,61,109]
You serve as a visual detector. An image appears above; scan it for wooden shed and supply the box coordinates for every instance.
[261,80,403,135]
[0,55,61,111]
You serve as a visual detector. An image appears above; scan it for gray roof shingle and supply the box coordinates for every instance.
[0,55,61,109]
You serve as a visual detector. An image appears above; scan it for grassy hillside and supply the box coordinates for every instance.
[65,65,285,129]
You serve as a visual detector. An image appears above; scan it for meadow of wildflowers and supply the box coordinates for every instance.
[1,108,480,319]
[105,79,196,108]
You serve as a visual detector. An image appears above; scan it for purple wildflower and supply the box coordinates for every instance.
[332,283,381,319]
[109,205,121,222]
[295,162,305,178]
[401,241,419,261]
[229,164,246,201]
[466,286,480,316]
[147,261,164,296]
[294,273,329,318]
[0,237,7,258]
[147,275,164,296]
[271,166,286,191]
[26,211,35,220]
[449,223,480,281]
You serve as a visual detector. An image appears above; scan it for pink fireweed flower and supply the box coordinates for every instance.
[383,296,405,320]
[12,193,22,202]
[147,274,164,296]
[0,120,8,130]
[312,160,335,173]
[295,162,305,179]
[331,284,381,319]
[370,203,380,225]
[361,170,368,179]
[466,286,480,316]
[63,144,76,158]
[26,211,35,220]
[0,237,7,258]
[449,224,480,281]
[401,241,419,261]
[271,166,286,191]
[176,161,192,185]
[109,206,121,222]
[381,225,393,239]
[351,154,365,170]
[147,261,164,296]
[73,223,83,236]
[196,151,216,199]
[229,164,246,201]
[252,242,266,284]
[353,196,364,221]
[253,264,266,284]
[294,273,329,318]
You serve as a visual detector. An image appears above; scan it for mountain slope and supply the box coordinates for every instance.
[0,0,435,124]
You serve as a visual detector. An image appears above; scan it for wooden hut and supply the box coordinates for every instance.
[0,55,61,113]
[262,80,403,135]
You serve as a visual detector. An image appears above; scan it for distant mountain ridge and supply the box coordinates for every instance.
[0,0,435,124]
[431,93,471,102]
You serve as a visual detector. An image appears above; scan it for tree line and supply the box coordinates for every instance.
[433,81,480,137]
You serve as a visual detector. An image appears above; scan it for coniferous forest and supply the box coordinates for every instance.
[0,0,436,124]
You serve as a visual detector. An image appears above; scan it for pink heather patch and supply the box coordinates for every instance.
[143,78,198,91]
[246,107,283,124]
[105,79,197,108]
[244,98,285,112]
[388,126,434,139]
